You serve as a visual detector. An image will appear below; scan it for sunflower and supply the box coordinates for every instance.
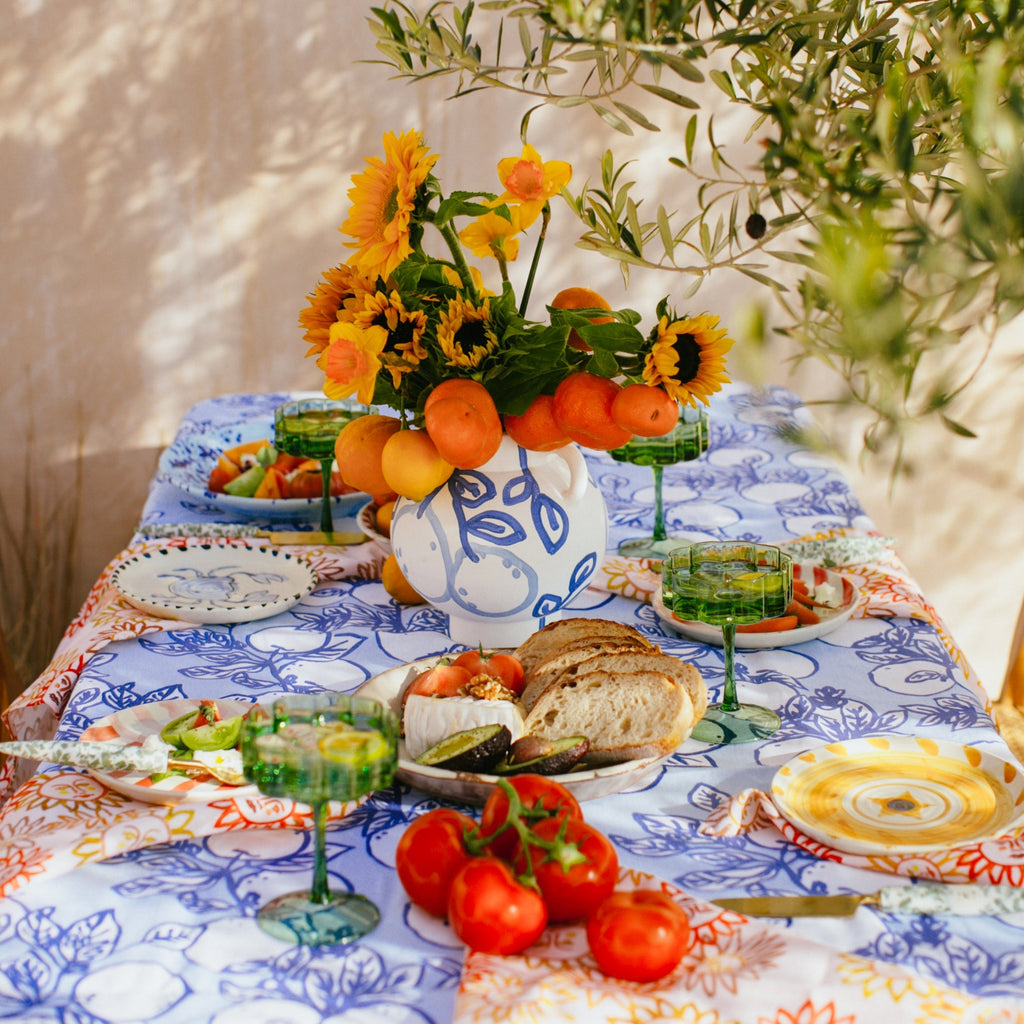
[494,144,572,228]
[354,290,429,387]
[298,264,376,357]
[458,208,522,262]
[342,130,439,281]
[643,314,733,406]
[318,322,388,405]
[437,296,499,369]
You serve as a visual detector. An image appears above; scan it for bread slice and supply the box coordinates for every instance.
[532,649,708,722]
[524,669,695,764]
[520,637,656,712]
[513,617,655,677]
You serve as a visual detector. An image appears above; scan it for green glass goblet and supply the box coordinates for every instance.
[663,541,793,744]
[610,406,710,560]
[273,399,358,533]
[240,694,399,945]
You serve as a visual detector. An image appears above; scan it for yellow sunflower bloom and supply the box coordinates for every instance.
[458,208,522,261]
[354,290,429,387]
[643,314,734,407]
[318,322,388,405]
[438,297,499,368]
[298,264,375,357]
[495,144,572,228]
[342,129,439,281]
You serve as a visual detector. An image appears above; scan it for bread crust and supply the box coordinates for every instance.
[513,617,653,676]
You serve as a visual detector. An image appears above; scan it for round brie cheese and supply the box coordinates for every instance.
[403,694,526,761]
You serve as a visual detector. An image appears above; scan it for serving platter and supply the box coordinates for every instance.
[80,699,258,805]
[357,502,392,555]
[356,658,668,804]
[653,565,860,649]
[771,735,1024,855]
[157,410,370,521]
[111,545,317,623]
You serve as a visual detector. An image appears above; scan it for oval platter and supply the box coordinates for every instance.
[356,658,668,805]
[771,735,1024,855]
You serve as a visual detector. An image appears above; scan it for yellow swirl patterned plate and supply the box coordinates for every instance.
[771,736,1024,855]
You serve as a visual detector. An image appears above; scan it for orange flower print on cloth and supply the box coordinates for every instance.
[451,869,1016,1024]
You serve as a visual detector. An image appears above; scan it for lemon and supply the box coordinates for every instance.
[318,725,389,765]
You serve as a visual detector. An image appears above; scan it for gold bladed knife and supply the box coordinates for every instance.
[137,523,367,546]
[713,883,1024,918]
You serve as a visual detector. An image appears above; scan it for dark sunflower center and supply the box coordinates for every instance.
[673,333,701,383]
[376,312,415,351]
[456,320,489,350]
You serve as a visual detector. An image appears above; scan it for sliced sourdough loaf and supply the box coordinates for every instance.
[523,669,695,764]
[534,649,708,722]
[520,637,656,712]
[513,617,655,677]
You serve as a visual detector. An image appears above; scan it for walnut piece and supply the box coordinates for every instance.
[464,675,517,702]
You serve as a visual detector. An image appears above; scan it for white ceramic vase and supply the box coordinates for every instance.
[391,434,608,647]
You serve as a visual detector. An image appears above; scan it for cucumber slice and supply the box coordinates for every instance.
[415,724,511,773]
[223,466,265,497]
[180,715,243,752]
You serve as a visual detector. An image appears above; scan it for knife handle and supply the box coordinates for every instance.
[878,883,1024,916]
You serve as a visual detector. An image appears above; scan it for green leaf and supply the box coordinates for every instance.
[940,415,978,439]
[612,101,661,132]
[638,83,701,109]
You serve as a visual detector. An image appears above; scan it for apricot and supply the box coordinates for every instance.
[382,553,427,605]
[504,394,573,451]
[552,372,633,451]
[423,379,503,469]
[611,384,680,437]
[550,287,614,352]
[334,414,402,495]
[381,429,455,501]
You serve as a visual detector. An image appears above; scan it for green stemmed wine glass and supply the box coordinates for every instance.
[274,399,358,533]
[240,694,399,945]
[609,406,710,559]
[663,541,793,744]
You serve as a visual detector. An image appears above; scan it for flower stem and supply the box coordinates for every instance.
[519,203,550,317]
[437,221,480,304]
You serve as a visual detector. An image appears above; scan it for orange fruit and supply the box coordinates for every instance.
[380,428,455,501]
[382,554,426,605]
[423,379,503,469]
[550,287,614,352]
[552,372,633,451]
[610,384,680,437]
[375,499,396,537]
[504,394,573,451]
[334,414,402,495]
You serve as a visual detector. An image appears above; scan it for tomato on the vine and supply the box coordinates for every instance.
[451,649,525,695]
[395,808,476,918]
[447,856,548,955]
[478,774,584,860]
[512,816,618,923]
[586,890,692,982]
[401,663,471,707]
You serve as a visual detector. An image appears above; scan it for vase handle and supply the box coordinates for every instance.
[555,443,591,504]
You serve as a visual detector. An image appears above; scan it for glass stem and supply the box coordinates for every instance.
[720,620,739,712]
[310,800,331,905]
[651,465,666,542]
[319,458,334,534]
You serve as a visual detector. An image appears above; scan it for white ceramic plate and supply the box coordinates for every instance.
[357,502,392,555]
[157,405,370,520]
[111,545,317,623]
[771,735,1024,855]
[654,565,860,649]
[356,659,668,805]
[80,699,258,805]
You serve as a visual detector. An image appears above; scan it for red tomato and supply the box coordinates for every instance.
[478,775,583,860]
[395,808,476,918]
[447,857,548,955]
[451,649,525,695]
[512,816,618,923]
[400,664,472,708]
[586,890,692,982]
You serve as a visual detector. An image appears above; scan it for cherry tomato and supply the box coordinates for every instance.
[400,663,472,708]
[478,775,583,860]
[447,857,548,955]
[512,816,618,923]
[451,649,525,695]
[395,808,476,918]
[586,890,692,982]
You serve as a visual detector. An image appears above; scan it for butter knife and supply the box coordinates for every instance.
[713,884,1024,917]
[136,523,367,545]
